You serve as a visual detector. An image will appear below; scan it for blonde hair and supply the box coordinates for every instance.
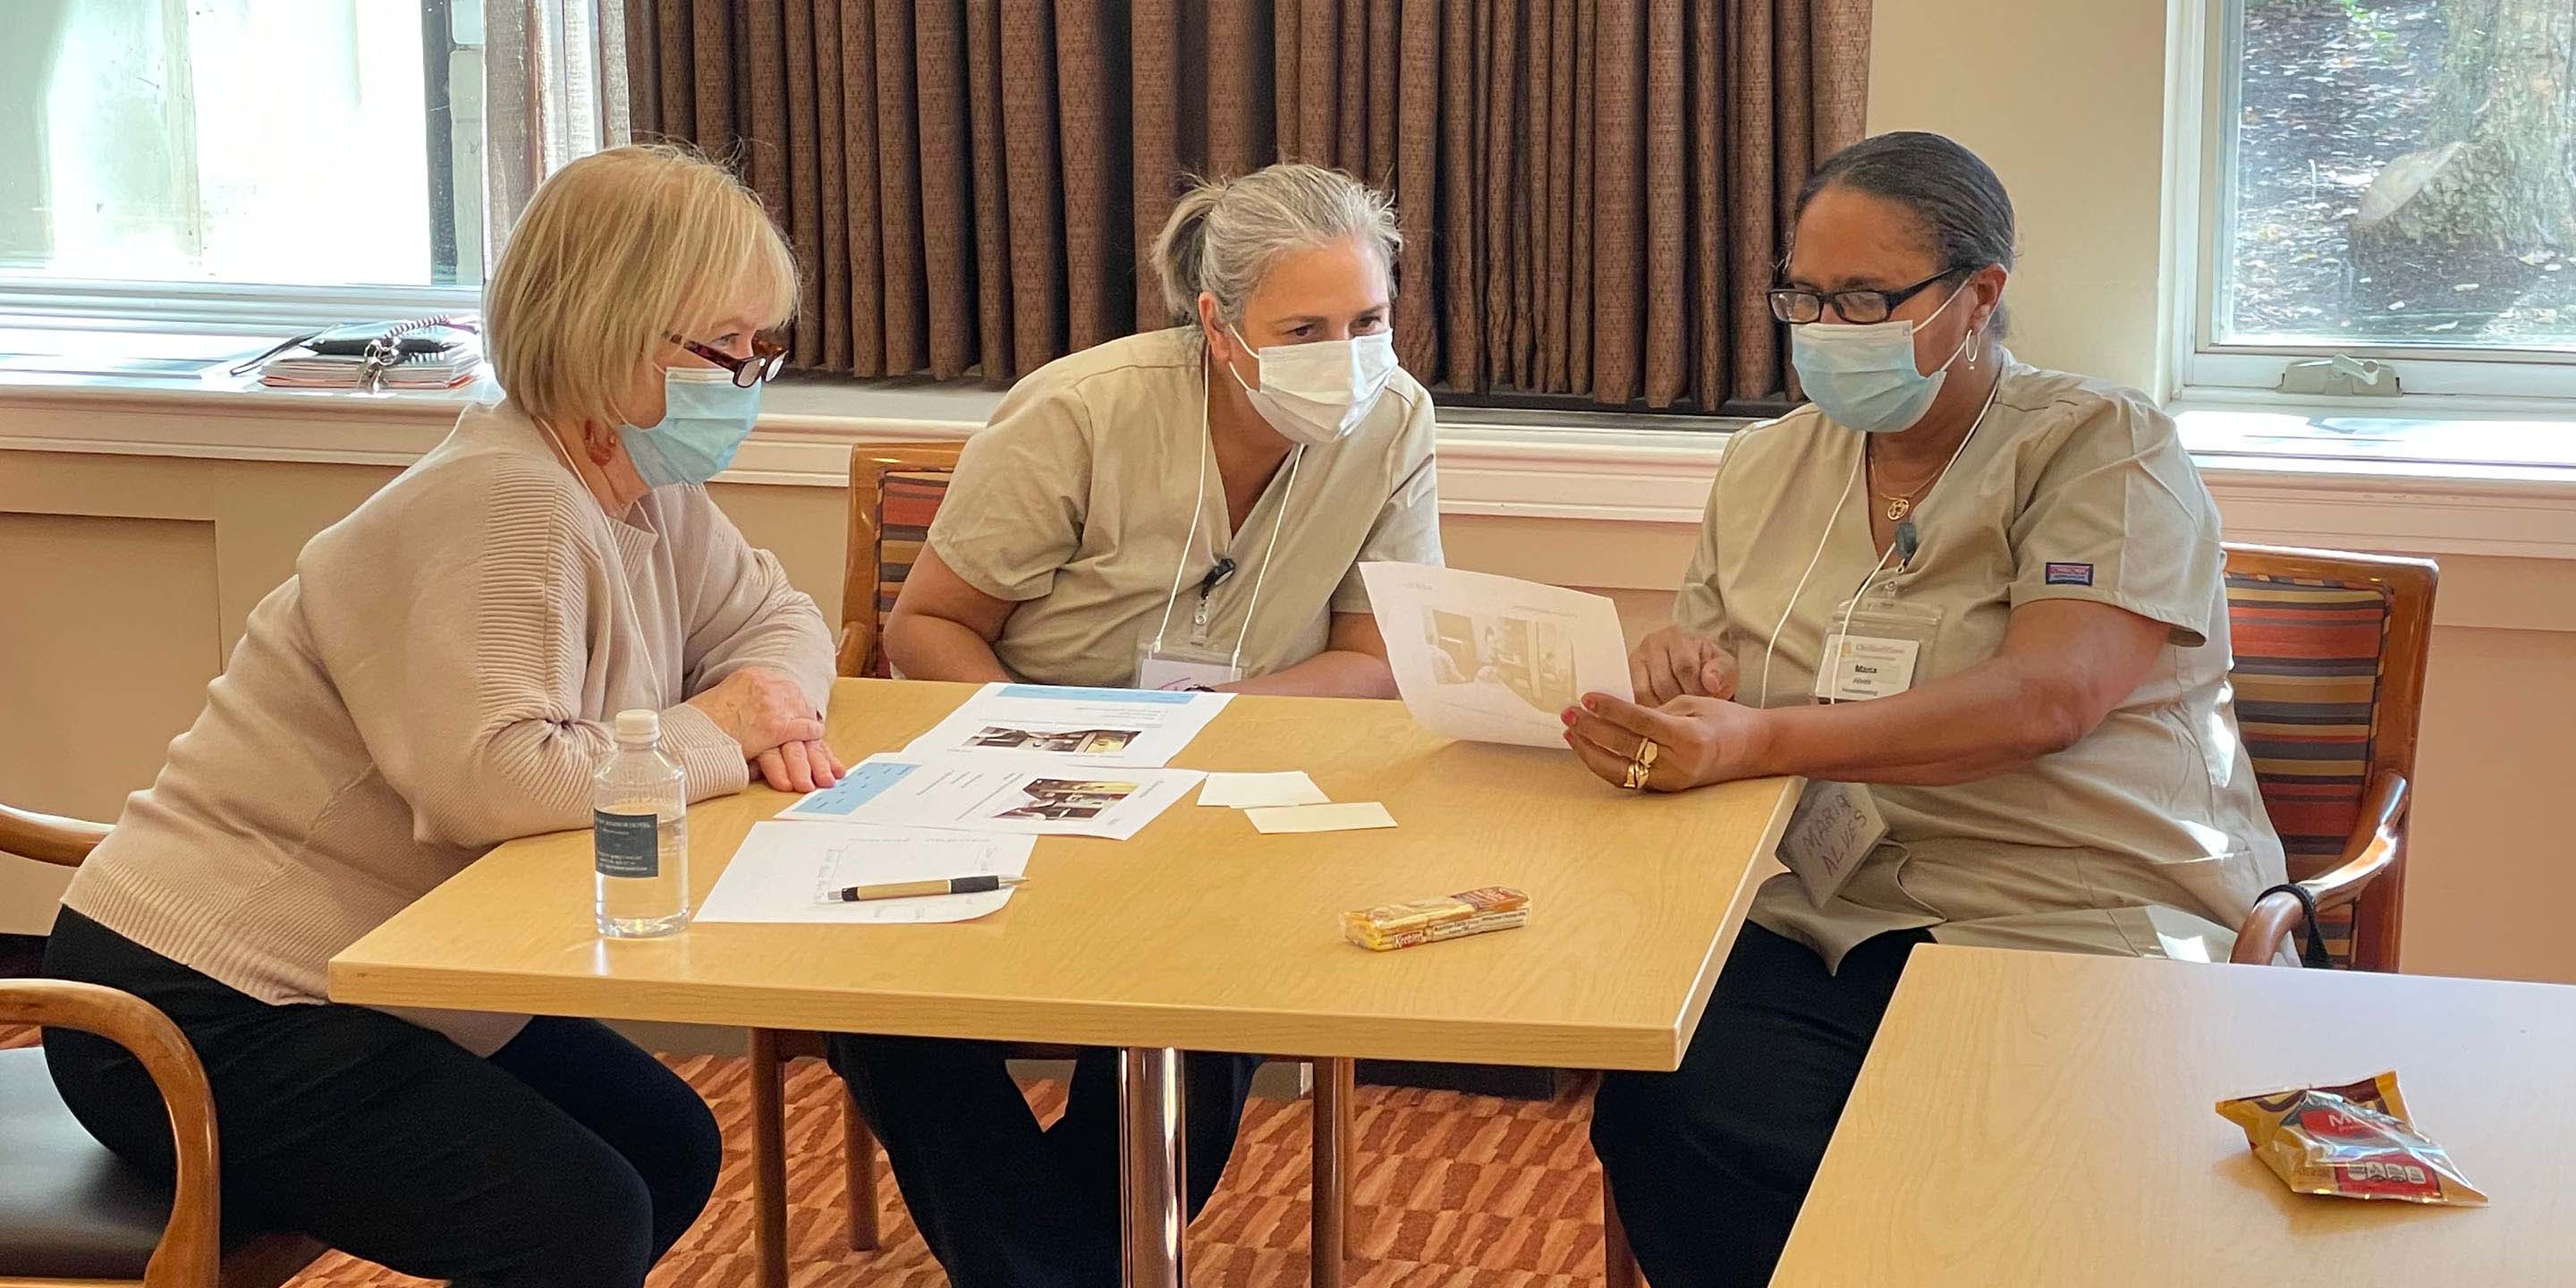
[1150,164,1401,325]
[484,144,797,429]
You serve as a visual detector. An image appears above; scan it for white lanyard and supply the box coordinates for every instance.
[1759,374,2002,707]
[1151,356,1302,672]
[536,422,666,687]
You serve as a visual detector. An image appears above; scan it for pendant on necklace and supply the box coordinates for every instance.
[1885,496,1912,522]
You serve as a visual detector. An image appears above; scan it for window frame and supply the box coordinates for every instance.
[2173,0,2576,409]
[0,277,480,337]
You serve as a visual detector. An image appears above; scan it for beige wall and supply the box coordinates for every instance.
[1870,0,2173,394]
[8,448,2576,985]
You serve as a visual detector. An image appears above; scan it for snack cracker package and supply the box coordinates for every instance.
[2216,1071,2487,1207]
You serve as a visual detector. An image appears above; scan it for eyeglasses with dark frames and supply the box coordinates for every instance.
[667,333,788,387]
[1768,267,1967,326]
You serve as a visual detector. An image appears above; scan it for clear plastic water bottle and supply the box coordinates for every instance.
[595,708,690,938]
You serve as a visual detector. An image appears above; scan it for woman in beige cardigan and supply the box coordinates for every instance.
[43,146,838,1287]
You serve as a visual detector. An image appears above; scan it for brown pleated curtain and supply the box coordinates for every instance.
[620,1,1869,412]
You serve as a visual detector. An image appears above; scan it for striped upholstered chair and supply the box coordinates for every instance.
[835,443,968,678]
[2221,544,2438,970]
[746,443,1356,1288]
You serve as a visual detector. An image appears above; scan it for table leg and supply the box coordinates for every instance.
[1117,1046,1188,1288]
[1311,1056,1352,1288]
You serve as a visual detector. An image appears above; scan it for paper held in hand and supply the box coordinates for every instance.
[1360,562,1635,749]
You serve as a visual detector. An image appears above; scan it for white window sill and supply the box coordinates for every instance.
[6,364,2576,560]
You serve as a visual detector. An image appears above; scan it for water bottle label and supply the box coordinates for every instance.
[594,810,661,879]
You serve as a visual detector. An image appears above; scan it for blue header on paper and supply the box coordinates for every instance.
[996,684,1195,706]
[788,760,920,815]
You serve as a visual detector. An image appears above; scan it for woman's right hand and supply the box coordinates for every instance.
[1629,626,1740,706]
[686,666,826,765]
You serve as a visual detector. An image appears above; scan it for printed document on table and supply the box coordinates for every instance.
[696,821,1036,924]
[1360,562,1636,749]
[899,683,1233,767]
[779,754,1203,841]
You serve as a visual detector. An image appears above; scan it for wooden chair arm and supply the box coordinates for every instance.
[2230,775,2408,966]
[1,979,223,1288]
[0,802,112,867]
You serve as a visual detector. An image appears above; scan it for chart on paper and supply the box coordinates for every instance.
[1360,563,1634,748]
[898,683,1232,767]
[780,754,1203,841]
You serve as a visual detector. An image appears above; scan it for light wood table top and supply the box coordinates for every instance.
[330,679,1801,1070]
[1774,945,2576,1286]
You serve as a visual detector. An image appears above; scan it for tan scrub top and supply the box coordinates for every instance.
[928,326,1444,688]
[1678,354,2287,969]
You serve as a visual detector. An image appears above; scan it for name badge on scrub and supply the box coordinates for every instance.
[1813,596,1944,703]
[1776,779,1888,910]
[1134,640,1243,691]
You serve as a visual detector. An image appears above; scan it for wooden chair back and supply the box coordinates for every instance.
[0,803,110,868]
[0,803,321,1287]
[838,442,967,678]
[2222,543,2438,970]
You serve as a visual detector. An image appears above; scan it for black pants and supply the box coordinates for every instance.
[1590,922,1932,1288]
[826,1033,1259,1288]
[41,909,720,1288]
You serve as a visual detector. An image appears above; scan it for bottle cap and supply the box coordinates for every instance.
[614,709,660,742]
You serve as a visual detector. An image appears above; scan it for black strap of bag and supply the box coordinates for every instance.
[2254,881,2336,969]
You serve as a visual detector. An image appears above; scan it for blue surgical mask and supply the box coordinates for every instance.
[1789,284,1974,435]
[617,367,762,487]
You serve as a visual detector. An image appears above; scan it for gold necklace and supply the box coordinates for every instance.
[1868,451,1941,522]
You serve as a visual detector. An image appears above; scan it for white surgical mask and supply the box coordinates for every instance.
[1788,283,1974,436]
[1224,326,1399,446]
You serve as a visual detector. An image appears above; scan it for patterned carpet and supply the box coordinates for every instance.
[2,1023,1615,1287]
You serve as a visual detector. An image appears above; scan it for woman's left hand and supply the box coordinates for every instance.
[756,738,845,793]
[1563,693,1769,792]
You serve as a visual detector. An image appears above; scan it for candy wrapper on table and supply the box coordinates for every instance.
[2216,1071,2487,1207]
[1343,886,1529,952]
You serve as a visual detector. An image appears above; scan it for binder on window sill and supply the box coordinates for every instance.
[236,314,485,392]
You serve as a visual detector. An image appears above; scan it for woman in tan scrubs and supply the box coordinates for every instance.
[882,164,1440,698]
[829,163,1441,1288]
[1568,132,2289,1288]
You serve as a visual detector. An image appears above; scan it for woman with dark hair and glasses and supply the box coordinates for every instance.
[43,145,837,1286]
[1563,131,2285,1287]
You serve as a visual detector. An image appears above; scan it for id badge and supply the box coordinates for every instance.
[1776,779,1888,910]
[1814,597,1945,703]
[1134,640,1244,692]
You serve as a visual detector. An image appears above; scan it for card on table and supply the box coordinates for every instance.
[1198,771,1331,809]
[1244,801,1397,835]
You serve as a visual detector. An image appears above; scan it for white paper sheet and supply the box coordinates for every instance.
[696,822,1037,924]
[1359,562,1636,748]
[1244,801,1398,834]
[778,754,1203,841]
[897,682,1233,767]
[1198,771,1330,809]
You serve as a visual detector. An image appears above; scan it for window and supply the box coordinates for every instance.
[1,0,487,328]
[2190,0,2576,402]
